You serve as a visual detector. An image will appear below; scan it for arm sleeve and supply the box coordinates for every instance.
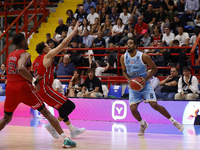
[189,76,199,94]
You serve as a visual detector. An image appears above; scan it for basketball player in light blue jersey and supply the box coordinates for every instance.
[120,39,184,135]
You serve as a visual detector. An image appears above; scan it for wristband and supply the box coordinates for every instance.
[32,77,38,87]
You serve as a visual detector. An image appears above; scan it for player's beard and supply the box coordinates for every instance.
[128,48,134,53]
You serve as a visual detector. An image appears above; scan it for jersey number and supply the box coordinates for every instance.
[8,62,18,74]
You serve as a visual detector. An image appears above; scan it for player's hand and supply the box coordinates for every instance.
[74,21,80,32]
[140,77,147,86]
[33,83,40,93]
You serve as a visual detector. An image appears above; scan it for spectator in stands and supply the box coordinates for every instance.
[147,69,161,92]
[168,40,181,67]
[142,4,157,34]
[177,0,185,14]
[83,29,93,48]
[77,68,103,97]
[0,64,6,83]
[161,0,174,22]
[119,17,135,45]
[52,72,64,95]
[174,26,189,46]
[70,40,83,67]
[0,80,5,96]
[162,26,175,46]
[59,30,67,43]
[53,18,68,42]
[140,29,151,47]
[102,19,113,48]
[81,44,94,71]
[90,18,101,37]
[106,0,117,15]
[96,0,106,14]
[92,31,106,60]
[151,0,161,13]
[78,18,91,36]
[73,4,82,19]
[119,6,132,25]
[170,14,185,35]
[183,0,199,22]
[67,19,77,36]
[150,25,162,47]
[48,40,60,66]
[84,0,96,14]
[57,55,75,84]
[157,5,168,23]
[66,9,75,26]
[117,0,127,14]
[108,6,120,25]
[110,18,125,44]
[134,16,148,39]
[87,6,99,25]
[136,0,149,16]
[68,69,84,97]
[71,30,83,48]
[194,12,200,27]
[175,66,199,100]
[46,33,58,46]
[155,67,179,99]
[128,0,138,15]
[190,27,200,56]
[76,6,88,24]
[161,16,170,33]
[99,7,108,25]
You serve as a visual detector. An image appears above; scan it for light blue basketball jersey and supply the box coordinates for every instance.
[124,51,147,79]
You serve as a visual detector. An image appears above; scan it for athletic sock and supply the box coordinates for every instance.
[67,123,76,131]
[60,133,67,139]
[139,119,145,126]
[169,116,176,123]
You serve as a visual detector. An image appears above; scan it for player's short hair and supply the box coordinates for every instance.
[128,38,138,46]
[36,42,46,54]
[12,33,25,46]
[182,66,190,72]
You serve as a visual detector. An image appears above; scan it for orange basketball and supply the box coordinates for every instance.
[130,77,145,91]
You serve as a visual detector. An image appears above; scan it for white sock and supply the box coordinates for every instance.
[139,119,145,126]
[67,123,76,131]
[60,133,67,139]
[169,116,176,123]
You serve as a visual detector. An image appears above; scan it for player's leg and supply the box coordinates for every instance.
[0,112,13,131]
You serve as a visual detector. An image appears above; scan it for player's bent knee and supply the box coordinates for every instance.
[149,102,159,110]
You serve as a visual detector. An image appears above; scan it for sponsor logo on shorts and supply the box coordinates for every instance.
[32,103,41,109]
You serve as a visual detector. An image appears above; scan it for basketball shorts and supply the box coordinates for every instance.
[39,85,67,110]
[129,81,157,105]
[4,82,44,113]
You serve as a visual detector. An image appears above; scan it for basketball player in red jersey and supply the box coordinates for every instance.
[32,21,85,143]
[0,33,76,148]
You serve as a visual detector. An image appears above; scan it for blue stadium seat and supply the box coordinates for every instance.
[62,84,68,93]
[124,86,129,95]
[108,85,122,98]
[0,83,5,90]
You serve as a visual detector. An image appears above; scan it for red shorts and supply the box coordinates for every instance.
[4,82,44,113]
[39,84,67,110]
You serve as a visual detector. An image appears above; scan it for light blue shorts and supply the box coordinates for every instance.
[129,81,157,105]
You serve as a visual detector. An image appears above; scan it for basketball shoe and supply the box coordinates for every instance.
[173,121,184,132]
[70,127,86,138]
[138,121,149,136]
[45,124,59,139]
[63,138,77,148]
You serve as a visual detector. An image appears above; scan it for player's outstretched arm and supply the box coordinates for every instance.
[43,21,80,68]
[120,54,131,83]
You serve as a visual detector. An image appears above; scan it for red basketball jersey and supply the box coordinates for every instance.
[152,34,161,47]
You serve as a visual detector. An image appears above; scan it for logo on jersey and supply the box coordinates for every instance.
[131,61,134,64]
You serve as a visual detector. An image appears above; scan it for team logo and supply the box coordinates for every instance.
[112,100,127,120]
[131,61,134,64]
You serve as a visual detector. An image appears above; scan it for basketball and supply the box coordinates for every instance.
[130,77,145,91]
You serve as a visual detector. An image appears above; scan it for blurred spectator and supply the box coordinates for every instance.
[177,0,185,14]
[0,82,5,96]
[48,41,60,66]
[183,0,199,22]
[66,9,75,26]
[81,44,94,71]
[168,40,181,67]
[175,66,199,100]
[190,28,200,46]
[71,30,83,48]
[84,0,96,14]
[147,69,161,92]
[77,68,103,97]
[0,64,6,83]
[106,0,117,15]
[108,6,120,25]
[110,18,125,44]
[74,4,82,18]
[119,6,131,25]
[161,0,174,22]
[57,55,75,84]
[70,40,83,67]
[142,4,157,34]
[102,19,113,47]
[67,19,77,36]
[117,0,127,14]
[170,14,185,35]
[140,29,151,47]
[157,5,168,23]
[59,30,67,43]
[119,17,135,45]
[128,0,138,15]
[150,25,162,47]
[96,0,106,14]
[46,33,57,46]
[174,26,189,46]
[78,18,91,36]
[76,6,88,24]
[87,6,99,25]
[91,18,101,37]
[68,69,84,97]
[99,7,108,25]
[53,18,68,42]
[136,0,149,16]
[155,67,179,99]
[52,72,64,95]
[150,0,161,13]
[162,26,175,46]
[83,29,94,47]
[161,16,170,33]
[194,12,200,27]
[134,16,148,39]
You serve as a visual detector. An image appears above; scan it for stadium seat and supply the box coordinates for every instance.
[0,83,5,90]
[108,85,122,98]
[124,86,129,95]
[62,84,68,93]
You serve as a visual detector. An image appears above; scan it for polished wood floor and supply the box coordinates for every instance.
[0,125,200,150]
